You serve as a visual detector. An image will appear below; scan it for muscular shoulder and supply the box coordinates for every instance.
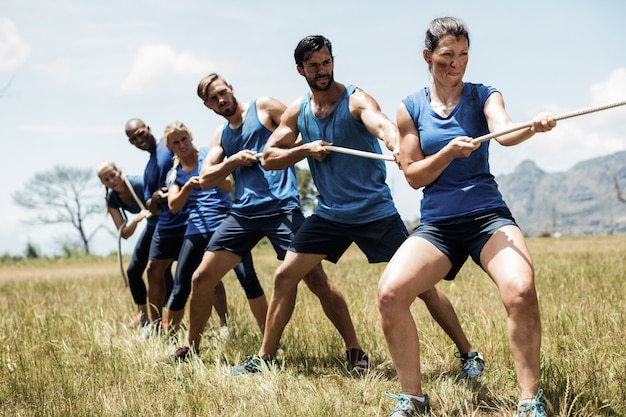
[255,96,287,113]
[348,86,382,121]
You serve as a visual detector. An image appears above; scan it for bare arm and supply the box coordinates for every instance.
[484,92,556,146]
[397,102,478,189]
[168,177,200,214]
[145,187,167,216]
[199,126,259,189]
[261,97,331,170]
[108,207,148,239]
[349,88,400,160]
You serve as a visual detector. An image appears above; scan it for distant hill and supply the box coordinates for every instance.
[496,151,626,237]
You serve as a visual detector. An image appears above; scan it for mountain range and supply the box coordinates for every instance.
[496,151,626,237]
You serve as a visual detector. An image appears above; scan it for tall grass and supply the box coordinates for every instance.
[0,237,624,416]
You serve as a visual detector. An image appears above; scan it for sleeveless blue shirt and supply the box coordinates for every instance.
[107,175,157,226]
[297,85,397,224]
[167,147,232,236]
[402,82,507,223]
[220,100,300,217]
[143,137,188,229]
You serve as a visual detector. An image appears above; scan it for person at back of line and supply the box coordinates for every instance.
[96,161,153,329]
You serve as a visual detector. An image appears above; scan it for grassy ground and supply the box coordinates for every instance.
[0,236,624,416]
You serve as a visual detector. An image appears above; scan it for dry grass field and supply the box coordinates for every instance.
[0,236,624,416]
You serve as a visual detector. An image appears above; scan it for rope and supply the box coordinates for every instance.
[322,145,395,161]
[472,99,626,144]
[255,146,395,162]
[116,215,129,287]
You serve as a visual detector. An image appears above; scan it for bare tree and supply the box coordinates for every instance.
[12,165,105,254]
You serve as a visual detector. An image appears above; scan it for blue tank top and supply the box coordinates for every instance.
[107,175,157,226]
[297,85,397,224]
[143,137,188,229]
[402,82,507,223]
[220,100,300,217]
[168,147,232,235]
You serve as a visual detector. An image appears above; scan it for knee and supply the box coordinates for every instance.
[416,286,437,302]
[191,267,211,290]
[501,278,539,314]
[273,267,301,294]
[145,262,162,283]
[302,268,332,297]
[377,283,405,318]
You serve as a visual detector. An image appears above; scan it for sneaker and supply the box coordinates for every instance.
[172,345,194,362]
[456,351,485,379]
[123,314,150,329]
[345,348,369,373]
[515,389,547,417]
[230,354,275,375]
[384,391,431,416]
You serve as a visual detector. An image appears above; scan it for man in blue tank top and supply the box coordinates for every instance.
[125,118,197,335]
[171,73,367,366]
[233,35,483,377]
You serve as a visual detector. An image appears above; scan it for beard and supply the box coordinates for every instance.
[216,96,239,118]
[306,71,334,92]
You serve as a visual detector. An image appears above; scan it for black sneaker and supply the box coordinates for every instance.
[456,351,485,379]
[230,354,275,375]
[345,348,369,373]
[172,345,195,362]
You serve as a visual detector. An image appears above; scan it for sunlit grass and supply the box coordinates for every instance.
[0,237,624,416]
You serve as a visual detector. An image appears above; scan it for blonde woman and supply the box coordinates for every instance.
[163,121,264,345]
[97,161,169,328]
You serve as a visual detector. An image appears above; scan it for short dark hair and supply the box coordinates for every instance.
[425,17,470,52]
[197,73,226,101]
[294,35,333,67]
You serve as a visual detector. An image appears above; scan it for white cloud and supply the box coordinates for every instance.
[590,68,626,105]
[489,69,626,176]
[0,17,30,71]
[116,43,214,94]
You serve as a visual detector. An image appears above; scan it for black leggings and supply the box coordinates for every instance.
[166,232,264,312]
[127,224,173,305]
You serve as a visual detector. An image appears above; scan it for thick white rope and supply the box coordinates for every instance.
[322,145,395,161]
[471,99,626,144]
[254,146,395,161]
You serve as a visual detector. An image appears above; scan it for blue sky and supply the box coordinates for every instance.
[1,0,625,256]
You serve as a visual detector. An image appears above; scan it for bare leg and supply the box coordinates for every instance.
[247,295,268,332]
[186,250,241,351]
[482,226,541,400]
[378,237,450,396]
[259,251,325,359]
[164,308,185,333]
[418,287,474,353]
[212,281,228,327]
[303,263,361,350]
